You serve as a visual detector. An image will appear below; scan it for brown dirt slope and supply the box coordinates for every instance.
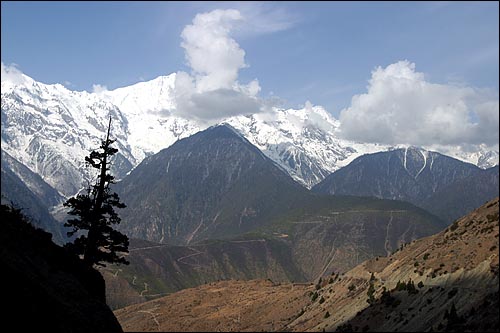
[114,279,313,332]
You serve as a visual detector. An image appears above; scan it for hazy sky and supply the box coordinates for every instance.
[2,1,498,115]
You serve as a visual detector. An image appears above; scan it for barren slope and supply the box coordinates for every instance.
[114,279,313,332]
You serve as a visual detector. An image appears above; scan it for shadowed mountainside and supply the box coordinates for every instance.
[1,204,123,332]
[313,147,498,223]
[115,124,310,245]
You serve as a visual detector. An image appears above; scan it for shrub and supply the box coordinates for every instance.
[367,283,375,304]
[395,280,406,291]
[449,222,459,232]
[406,279,418,295]
[486,213,498,222]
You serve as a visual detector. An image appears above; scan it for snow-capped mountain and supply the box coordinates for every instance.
[223,107,386,187]
[1,73,199,197]
[102,75,200,163]
[447,148,499,169]
[2,75,131,197]
[2,72,498,201]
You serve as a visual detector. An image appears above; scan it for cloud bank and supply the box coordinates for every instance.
[338,60,499,150]
[173,9,262,123]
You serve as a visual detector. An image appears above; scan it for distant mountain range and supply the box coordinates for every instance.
[2,72,497,201]
[2,72,497,239]
[313,147,499,223]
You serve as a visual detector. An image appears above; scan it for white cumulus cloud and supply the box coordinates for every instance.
[338,60,499,150]
[1,62,28,85]
[173,9,262,123]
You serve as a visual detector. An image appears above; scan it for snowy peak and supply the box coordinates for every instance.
[478,150,499,169]
[103,74,177,115]
[102,73,199,162]
[1,72,198,197]
[2,74,135,196]
[225,107,349,188]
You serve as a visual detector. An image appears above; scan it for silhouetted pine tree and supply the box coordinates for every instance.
[64,117,129,267]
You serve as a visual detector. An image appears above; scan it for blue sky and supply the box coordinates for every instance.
[1,1,499,119]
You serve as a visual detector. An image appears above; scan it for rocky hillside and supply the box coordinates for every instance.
[288,197,499,332]
[113,198,498,332]
[1,204,123,332]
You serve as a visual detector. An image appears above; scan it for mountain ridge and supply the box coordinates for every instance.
[114,123,311,245]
